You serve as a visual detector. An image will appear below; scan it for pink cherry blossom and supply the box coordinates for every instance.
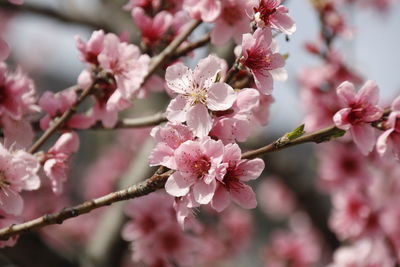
[39,88,94,130]
[253,0,296,35]
[183,0,221,22]
[211,143,264,212]
[43,132,80,194]
[257,177,296,220]
[333,80,384,155]
[0,63,40,147]
[329,187,380,240]
[165,137,226,205]
[263,213,322,267]
[210,0,256,45]
[377,96,400,159]
[317,143,369,192]
[0,143,40,215]
[328,238,395,267]
[98,33,150,99]
[0,38,9,61]
[75,30,105,65]
[165,55,236,137]
[149,122,194,169]
[210,88,274,143]
[131,8,173,47]
[240,28,286,95]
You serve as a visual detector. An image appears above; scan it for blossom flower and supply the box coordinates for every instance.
[211,143,264,212]
[183,0,221,22]
[0,63,40,147]
[75,30,105,65]
[165,55,236,137]
[210,0,256,45]
[149,122,194,169]
[0,143,40,215]
[240,28,286,95]
[39,88,94,130]
[333,80,384,155]
[98,33,150,99]
[376,96,400,159]
[210,88,274,143]
[257,177,296,220]
[328,238,395,267]
[131,8,173,47]
[253,0,296,35]
[165,137,226,205]
[43,132,80,194]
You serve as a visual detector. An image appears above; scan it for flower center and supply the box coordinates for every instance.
[187,86,207,106]
[348,103,365,125]
[192,156,211,178]
[243,49,272,71]
[254,0,278,27]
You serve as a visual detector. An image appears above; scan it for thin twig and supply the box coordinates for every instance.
[171,33,211,60]
[28,83,96,154]
[0,124,346,240]
[90,113,167,130]
[0,1,112,32]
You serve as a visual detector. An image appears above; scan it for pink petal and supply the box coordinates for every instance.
[253,28,273,50]
[351,124,376,155]
[376,129,393,156]
[165,172,194,197]
[131,8,152,33]
[202,139,224,162]
[0,189,23,215]
[166,95,189,123]
[337,81,356,105]
[253,69,273,95]
[230,182,257,209]
[165,63,192,94]
[193,179,216,204]
[186,104,212,137]
[333,108,352,130]
[153,11,173,34]
[236,158,265,181]
[0,38,10,61]
[211,184,231,212]
[200,0,221,22]
[2,117,34,149]
[210,22,234,45]
[194,55,222,89]
[391,96,400,112]
[149,143,176,169]
[207,83,236,111]
[358,80,379,105]
[223,143,242,163]
[50,132,80,154]
[270,12,296,35]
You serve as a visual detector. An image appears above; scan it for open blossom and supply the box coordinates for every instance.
[211,143,264,212]
[165,55,236,137]
[253,0,296,35]
[132,8,173,47]
[43,132,80,194]
[183,0,221,22]
[210,0,256,45]
[0,143,40,215]
[240,28,286,95]
[333,80,384,155]
[149,122,194,169]
[377,96,400,159]
[98,33,150,99]
[165,137,226,205]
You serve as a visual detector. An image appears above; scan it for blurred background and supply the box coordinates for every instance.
[0,0,399,266]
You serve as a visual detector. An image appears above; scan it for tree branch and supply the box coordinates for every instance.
[171,33,211,60]
[0,1,113,32]
[28,82,96,154]
[90,112,167,130]
[0,124,346,241]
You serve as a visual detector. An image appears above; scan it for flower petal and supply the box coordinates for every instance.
[193,179,216,204]
[187,104,212,137]
[165,172,194,197]
[351,124,376,155]
[207,82,236,111]
[211,184,231,212]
